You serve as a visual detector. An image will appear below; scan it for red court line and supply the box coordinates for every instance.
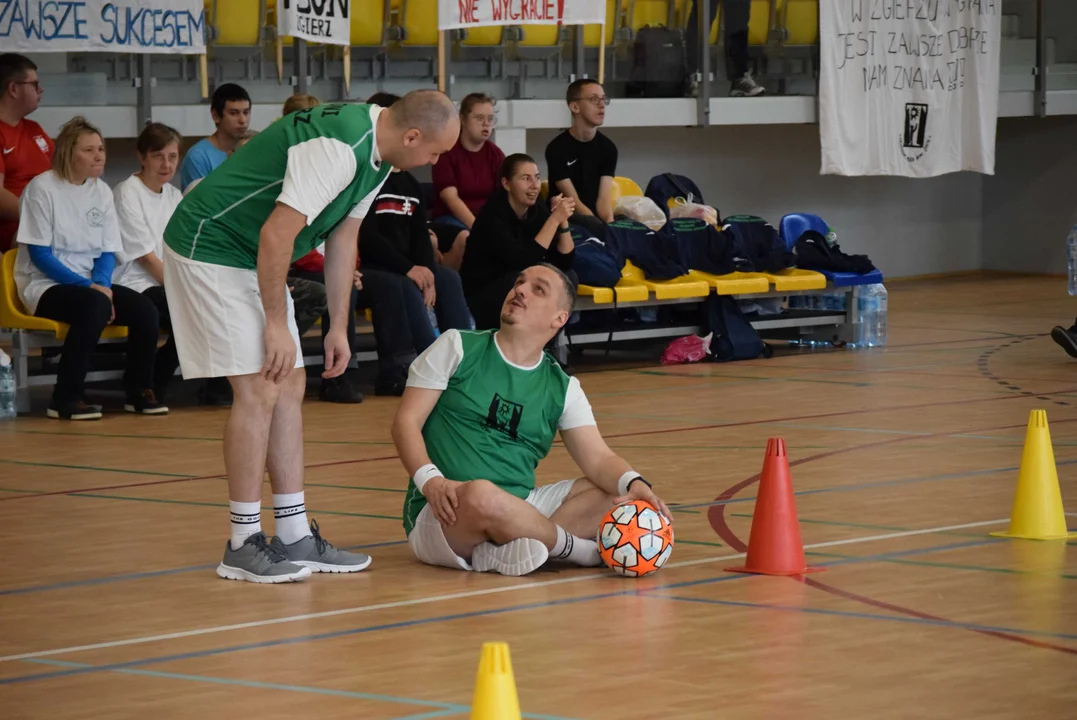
[0,455,401,502]
[706,421,1077,656]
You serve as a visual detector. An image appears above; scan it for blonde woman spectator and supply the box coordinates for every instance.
[112,122,184,401]
[14,117,164,420]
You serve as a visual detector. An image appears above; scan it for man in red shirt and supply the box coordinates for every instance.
[0,54,53,252]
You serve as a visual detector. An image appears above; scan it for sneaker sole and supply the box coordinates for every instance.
[295,555,373,573]
[216,562,312,583]
[124,404,170,415]
[1051,327,1077,358]
[47,409,102,420]
[472,538,549,576]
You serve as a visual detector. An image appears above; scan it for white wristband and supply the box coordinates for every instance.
[413,463,444,493]
[617,471,642,496]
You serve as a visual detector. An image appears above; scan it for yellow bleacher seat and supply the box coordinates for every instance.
[609,176,644,210]
[399,0,439,46]
[1,250,127,341]
[784,0,818,45]
[208,0,264,46]
[577,280,650,304]
[461,25,504,46]
[582,0,618,46]
[352,0,389,46]
[687,268,770,295]
[620,259,710,300]
[759,267,827,291]
[629,0,674,31]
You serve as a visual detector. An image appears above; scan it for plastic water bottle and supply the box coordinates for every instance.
[426,306,440,339]
[855,284,888,347]
[0,349,16,419]
[1067,225,1077,296]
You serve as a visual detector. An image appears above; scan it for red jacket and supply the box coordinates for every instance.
[291,248,361,274]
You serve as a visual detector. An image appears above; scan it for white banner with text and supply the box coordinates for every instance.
[0,0,206,53]
[819,0,1002,177]
[278,0,350,46]
[439,0,605,30]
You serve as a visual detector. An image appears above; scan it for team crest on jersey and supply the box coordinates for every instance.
[34,135,49,153]
[485,393,523,440]
[86,207,105,227]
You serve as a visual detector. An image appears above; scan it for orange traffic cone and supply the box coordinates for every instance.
[727,438,822,576]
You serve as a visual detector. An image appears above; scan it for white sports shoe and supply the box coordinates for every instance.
[472,538,549,576]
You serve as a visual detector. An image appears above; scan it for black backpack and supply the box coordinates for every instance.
[625,26,687,98]
[704,295,771,362]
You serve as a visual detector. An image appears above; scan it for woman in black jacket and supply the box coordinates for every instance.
[459,153,576,330]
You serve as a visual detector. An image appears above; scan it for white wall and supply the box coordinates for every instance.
[982,116,1077,275]
[528,125,985,278]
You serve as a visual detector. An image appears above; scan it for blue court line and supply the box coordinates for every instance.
[650,595,1077,643]
[22,659,583,720]
[671,459,1077,511]
[0,540,409,597]
[1,536,1013,687]
[0,592,628,687]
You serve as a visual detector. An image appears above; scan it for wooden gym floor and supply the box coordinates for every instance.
[1,273,1076,719]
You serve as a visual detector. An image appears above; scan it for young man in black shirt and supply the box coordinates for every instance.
[544,79,617,241]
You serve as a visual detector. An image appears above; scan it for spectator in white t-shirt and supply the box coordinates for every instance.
[14,116,165,421]
[112,122,184,401]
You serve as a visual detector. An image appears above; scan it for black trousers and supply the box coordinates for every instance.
[571,213,608,241]
[465,271,518,332]
[35,283,159,407]
[142,286,179,396]
[684,0,751,79]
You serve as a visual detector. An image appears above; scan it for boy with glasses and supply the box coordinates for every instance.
[544,79,617,241]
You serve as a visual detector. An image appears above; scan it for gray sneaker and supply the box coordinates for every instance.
[217,531,312,583]
[272,519,373,573]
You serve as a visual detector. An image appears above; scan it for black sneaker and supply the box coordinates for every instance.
[1051,326,1077,359]
[125,389,169,415]
[47,401,103,421]
[319,375,363,403]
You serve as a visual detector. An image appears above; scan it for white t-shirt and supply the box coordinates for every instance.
[14,171,122,314]
[111,174,183,293]
[407,329,596,431]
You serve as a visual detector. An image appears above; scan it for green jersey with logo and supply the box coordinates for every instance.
[402,330,594,536]
[164,103,391,270]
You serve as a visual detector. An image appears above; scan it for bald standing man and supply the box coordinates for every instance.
[163,90,460,583]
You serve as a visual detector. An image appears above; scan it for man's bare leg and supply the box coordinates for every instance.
[549,477,618,538]
[265,370,308,544]
[265,369,373,573]
[217,373,310,583]
[441,480,604,575]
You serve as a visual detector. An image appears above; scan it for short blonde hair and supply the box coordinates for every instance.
[52,116,103,183]
[282,93,320,116]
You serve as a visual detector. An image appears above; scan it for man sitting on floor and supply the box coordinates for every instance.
[391,263,672,576]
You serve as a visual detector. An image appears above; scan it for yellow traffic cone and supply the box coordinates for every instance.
[991,410,1077,541]
[471,642,521,720]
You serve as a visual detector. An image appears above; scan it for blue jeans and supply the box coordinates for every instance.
[403,264,474,353]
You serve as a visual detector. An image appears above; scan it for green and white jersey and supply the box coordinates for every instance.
[164,103,391,270]
[402,329,596,536]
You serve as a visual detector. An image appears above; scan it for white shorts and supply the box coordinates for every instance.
[163,245,304,379]
[408,478,579,571]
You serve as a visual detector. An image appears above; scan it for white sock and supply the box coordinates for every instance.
[550,525,603,567]
[229,500,262,551]
[273,492,311,545]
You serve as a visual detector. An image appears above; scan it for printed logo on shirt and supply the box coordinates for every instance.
[900,103,931,163]
[34,135,49,154]
[484,393,523,441]
[86,207,106,228]
[374,194,419,217]
[2,147,13,155]
[566,159,578,166]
